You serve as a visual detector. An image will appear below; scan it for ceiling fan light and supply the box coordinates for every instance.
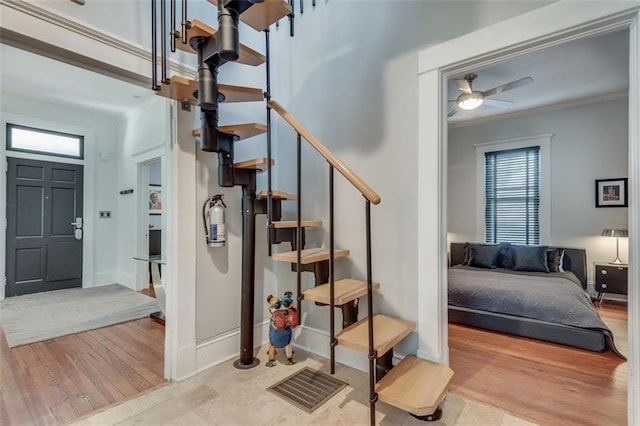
[457,93,484,110]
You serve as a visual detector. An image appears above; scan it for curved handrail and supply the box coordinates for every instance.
[268,100,381,205]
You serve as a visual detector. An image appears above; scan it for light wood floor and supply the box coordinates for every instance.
[449,301,628,426]
[0,318,166,426]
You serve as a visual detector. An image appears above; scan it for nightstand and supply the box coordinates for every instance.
[594,262,628,303]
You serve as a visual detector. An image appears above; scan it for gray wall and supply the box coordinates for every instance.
[448,97,629,284]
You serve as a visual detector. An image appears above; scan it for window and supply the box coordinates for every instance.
[485,146,540,245]
[7,123,84,159]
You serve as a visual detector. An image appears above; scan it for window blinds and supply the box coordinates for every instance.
[485,146,540,245]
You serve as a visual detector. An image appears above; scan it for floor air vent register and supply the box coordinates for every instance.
[267,367,348,413]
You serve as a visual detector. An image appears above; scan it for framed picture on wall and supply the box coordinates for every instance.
[149,186,163,214]
[595,178,628,208]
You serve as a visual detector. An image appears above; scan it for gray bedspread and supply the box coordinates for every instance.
[448,266,624,357]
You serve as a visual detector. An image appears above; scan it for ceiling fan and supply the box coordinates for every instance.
[448,73,534,117]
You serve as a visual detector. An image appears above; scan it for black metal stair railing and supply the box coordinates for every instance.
[268,100,381,426]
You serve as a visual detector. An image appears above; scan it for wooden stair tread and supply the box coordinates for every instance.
[158,77,263,104]
[303,279,380,305]
[219,84,264,103]
[376,355,454,416]
[257,190,297,200]
[177,19,266,66]
[336,314,415,356]
[234,158,274,173]
[272,220,322,228]
[157,76,197,103]
[208,0,291,32]
[272,248,350,265]
[192,123,267,140]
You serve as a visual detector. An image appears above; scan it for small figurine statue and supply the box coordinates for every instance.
[265,291,298,367]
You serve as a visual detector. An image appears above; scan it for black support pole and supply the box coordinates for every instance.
[151,0,159,91]
[265,29,273,256]
[160,0,168,84]
[217,0,240,61]
[234,185,260,369]
[181,0,188,44]
[288,0,294,37]
[365,200,376,425]
[296,133,302,316]
[329,165,336,375]
[170,0,176,52]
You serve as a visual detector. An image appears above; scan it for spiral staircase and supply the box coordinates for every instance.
[154,0,453,423]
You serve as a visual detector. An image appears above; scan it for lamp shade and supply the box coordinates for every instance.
[601,228,628,238]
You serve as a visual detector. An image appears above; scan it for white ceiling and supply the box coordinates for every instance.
[447,29,630,124]
[0,43,155,117]
[0,28,630,122]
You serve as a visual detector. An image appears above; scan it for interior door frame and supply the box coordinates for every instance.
[1,112,96,300]
[136,157,164,292]
[417,2,640,424]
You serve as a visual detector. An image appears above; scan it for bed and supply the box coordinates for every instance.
[448,242,623,357]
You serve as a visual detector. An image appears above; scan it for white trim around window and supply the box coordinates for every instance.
[474,133,553,244]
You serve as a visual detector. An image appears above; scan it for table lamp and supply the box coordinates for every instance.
[601,228,628,264]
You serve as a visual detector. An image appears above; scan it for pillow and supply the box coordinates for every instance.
[498,243,514,269]
[462,243,471,265]
[468,243,502,269]
[546,248,565,272]
[511,245,550,272]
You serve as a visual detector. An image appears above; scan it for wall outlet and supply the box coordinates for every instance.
[99,211,112,218]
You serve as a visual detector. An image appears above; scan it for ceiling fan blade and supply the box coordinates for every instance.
[483,76,533,98]
[448,107,459,117]
[483,98,514,109]
[455,79,472,94]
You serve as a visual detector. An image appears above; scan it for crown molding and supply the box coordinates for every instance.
[0,0,196,79]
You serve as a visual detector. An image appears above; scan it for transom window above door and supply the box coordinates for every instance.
[7,123,84,159]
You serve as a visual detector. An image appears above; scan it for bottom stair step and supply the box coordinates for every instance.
[376,355,454,417]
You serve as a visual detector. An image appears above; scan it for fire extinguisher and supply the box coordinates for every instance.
[202,194,226,247]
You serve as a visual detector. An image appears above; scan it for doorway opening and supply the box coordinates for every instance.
[417,4,639,425]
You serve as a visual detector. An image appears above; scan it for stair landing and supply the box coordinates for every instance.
[376,355,454,417]
[336,314,414,356]
[303,279,380,305]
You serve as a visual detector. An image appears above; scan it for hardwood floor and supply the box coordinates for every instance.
[449,302,628,426]
[0,318,166,426]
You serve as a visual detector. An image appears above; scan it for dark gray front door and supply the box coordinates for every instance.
[6,158,84,296]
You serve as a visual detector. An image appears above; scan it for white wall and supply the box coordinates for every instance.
[116,96,170,289]
[267,0,556,358]
[448,97,629,284]
[0,94,120,292]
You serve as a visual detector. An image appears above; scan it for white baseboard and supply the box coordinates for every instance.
[93,271,117,286]
[191,319,271,377]
[179,320,413,381]
[116,272,136,290]
[175,339,197,381]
